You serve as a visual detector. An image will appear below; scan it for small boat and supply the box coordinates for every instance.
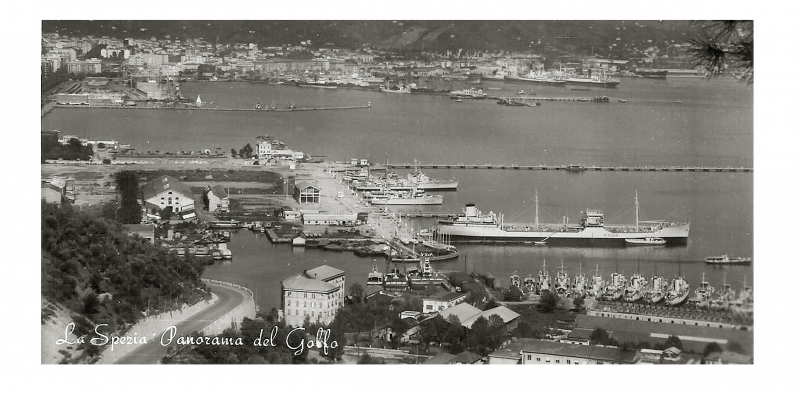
[673,100,683,103]
[566,164,586,172]
[623,273,647,302]
[211,250,223,260]
[554,262,570,297]
[367,260,385,286]
[534,241,547,246]
[518,90,525,94]
[255,102,262,109]
[705,255,752,265]
[625,237,667,246]
[537,260,552,294]
[510,272,522,289]
[455,98,463,102]
[618,99,628,103]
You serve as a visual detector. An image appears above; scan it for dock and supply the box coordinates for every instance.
[490,96,611,103]
[50,104,373,112]
[386,163,753,173]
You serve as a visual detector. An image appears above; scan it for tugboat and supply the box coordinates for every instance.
[524,274,536,293]
[588,264,604,299]
[665,273,690,306]
[646,265,668,304]
[367,259,385,286]
[537,260,552,294]
[554,262,571,297]
[688,272,715,307]
[510,272,522,289]
[711,274,737,309]
[571,264,588,298]
[602,272,626,301]
[408,257,445,287]
[623,273,647,302]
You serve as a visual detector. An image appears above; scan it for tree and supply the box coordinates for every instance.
[160,206,173,222]
[689,21,753,84]
[239,143,254,158]
[504,286,523,302]
[572,296,585,311]
[115,171,142,224]
[703,342,723,356]
[538,291,559,313]
[348,283,364,304]
[589,328,611,346]
[665,334,683,351]
[230,148,237,158]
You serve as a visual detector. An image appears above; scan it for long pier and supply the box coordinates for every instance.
[50,104,372,112]
[387,163,753,172]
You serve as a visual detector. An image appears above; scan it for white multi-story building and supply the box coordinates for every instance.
[255,135,304,160]
[281,265,345,327]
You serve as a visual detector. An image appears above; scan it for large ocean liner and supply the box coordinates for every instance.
[436,191,689,246]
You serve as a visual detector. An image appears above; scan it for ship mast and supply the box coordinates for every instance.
[534,189,540,228]
[635,190,640,230]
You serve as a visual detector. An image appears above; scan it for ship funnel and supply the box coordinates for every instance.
[465,204,478,217]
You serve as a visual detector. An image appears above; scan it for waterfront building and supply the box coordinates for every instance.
[140,175,197,219]
[423,292,468,314]
[487,338,641,365]
[301,212,358,226]
[255,135,305,161]
[205,185,229,212]
[293,181,320,204]
[281,265,345,327]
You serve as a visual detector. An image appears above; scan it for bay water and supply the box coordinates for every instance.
[42,77,753,311]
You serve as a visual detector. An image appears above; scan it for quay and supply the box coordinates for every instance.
[490,96,611,102]
[49,103,373,112]
[386,163,753,173]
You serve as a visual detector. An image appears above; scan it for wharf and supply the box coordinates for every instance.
[387,163,753,173]
[490,96,610,102]
[51,104,372,112]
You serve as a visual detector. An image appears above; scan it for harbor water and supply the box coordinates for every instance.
[42,77,753,311]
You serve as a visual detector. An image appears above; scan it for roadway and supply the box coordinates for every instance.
[116,283,247,364]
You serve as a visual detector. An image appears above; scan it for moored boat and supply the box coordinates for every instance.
[623,273,647,302]
[367,260,385,286]
[601,272,626,301]
[588,265,604,299]
[665,276,690,306]
[571,264,588,298]
[688,272,715,307]
[537,261,551,294]
[705,255,752,265]
[436,191,689,246]
[554,261,570,297]
[625,237,667,246]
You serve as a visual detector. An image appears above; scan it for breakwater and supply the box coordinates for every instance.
[50,103,372,112]
[387,163,753,172]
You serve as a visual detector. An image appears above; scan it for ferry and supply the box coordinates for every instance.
[625,237,667,246]
[705,255,752,265]
[436,191,689,246]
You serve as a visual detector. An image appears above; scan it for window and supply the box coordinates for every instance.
[536,358,541,362]
[527,355,531,361]
[556,360,560,364]
[288,292,292,296]
[567,360,571,364]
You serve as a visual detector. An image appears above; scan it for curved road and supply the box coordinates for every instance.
[117,283,247,364]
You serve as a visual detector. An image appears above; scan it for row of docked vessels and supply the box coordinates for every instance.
[436,191,690,246]
[504,68,621,88]
[353,171,459,192]
[367,257,446,289]
[512,262,752,309]
[367,188,444,205]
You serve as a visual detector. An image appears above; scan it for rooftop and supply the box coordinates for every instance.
[438,303,482,324]
[141,175,196,201]
[304,265,345,282]
[461,306,520,328]
[281,274,338,293]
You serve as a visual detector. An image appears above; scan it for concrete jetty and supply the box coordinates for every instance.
[48,103,373,112]
[387,163,753,173]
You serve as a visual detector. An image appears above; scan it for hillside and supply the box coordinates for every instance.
[42,20,701,58]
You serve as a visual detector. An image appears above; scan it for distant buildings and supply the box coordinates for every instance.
[423,291,467,313]
[205,185,229,212]
[281,265,345,327]
[255,135,305,161]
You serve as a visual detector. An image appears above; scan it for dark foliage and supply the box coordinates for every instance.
[115,171,141,224]
[41,202,208,330]
[538,290,560,313]
[42,136,93,162]
[689,21,753,84]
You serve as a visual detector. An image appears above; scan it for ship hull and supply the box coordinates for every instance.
[436,223,689,246]
[504,76,566,85]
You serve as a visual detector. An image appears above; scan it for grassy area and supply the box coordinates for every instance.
[133,168,283,184]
